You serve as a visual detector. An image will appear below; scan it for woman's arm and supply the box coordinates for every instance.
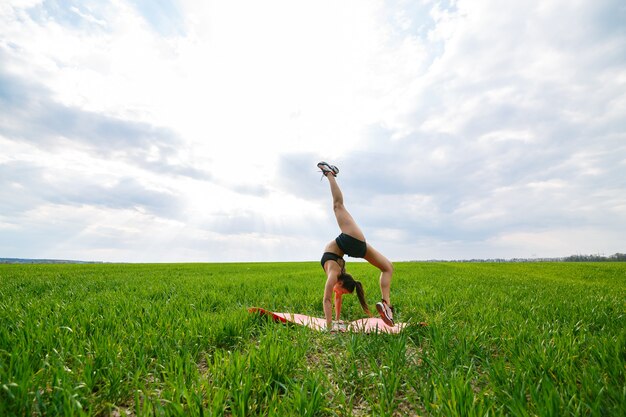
[323,274,337,329]
[334,293,343,321]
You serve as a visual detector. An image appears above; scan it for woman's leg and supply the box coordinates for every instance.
[324,174,366,241]
[363,244,393,304]
[366,244,395,325]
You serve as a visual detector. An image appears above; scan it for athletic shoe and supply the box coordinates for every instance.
[317,162,339,177]
[376,300,394,326]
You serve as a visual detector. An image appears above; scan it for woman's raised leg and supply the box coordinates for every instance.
[324,173,366,241]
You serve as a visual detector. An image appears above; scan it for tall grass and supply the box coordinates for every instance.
[1,262,624,416]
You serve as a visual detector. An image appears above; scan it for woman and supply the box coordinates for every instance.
[318,161,395,330]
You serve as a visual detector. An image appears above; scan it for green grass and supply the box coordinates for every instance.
[1,262,624,416]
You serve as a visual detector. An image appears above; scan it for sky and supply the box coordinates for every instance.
[1,0,625,263]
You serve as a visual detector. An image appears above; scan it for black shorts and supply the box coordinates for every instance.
[320,252,345,270]
[335,233,367,258]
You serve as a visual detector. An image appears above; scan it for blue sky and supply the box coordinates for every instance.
[1,0,625,262]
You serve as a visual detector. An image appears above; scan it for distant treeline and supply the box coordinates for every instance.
[419,253,626,263]
[561,253,626,262]
[0,258,103,264]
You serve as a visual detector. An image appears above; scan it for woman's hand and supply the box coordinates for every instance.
[331,320,347,332]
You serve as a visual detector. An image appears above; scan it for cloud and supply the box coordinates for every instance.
[0,160,183,218]
[0,67,211,180]
[330,127,626,247]
[126,0,184,36]
[277,152,327,201]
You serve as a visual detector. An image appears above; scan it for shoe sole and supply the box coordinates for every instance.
[317,162,339,176]
[376,303,394,326]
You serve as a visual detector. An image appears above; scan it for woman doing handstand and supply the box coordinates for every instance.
[318,162,395,330]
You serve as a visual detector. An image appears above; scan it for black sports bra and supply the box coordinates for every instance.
[320,252,345,272]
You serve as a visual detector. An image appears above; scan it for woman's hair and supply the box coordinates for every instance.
[338,272,371,316]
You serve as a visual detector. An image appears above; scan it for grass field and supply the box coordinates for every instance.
[1,262,625,416]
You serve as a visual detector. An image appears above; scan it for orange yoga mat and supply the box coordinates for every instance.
[249,307,416,334]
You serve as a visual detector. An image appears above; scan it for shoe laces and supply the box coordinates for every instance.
[381,299,394,313]
[318,169,335,180]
